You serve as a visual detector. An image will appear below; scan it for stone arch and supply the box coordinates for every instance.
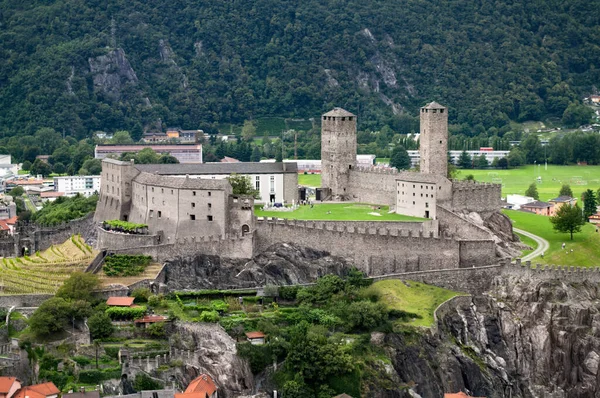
[241,224,250,236]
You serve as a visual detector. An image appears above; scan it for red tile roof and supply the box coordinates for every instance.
[40,192,64,198]
[106,297,135,307]
[444,393,485,398]
[13,382,59,398]
[184,374,217,397]
[0,377,19,394]
[0,220,10,231]
[134,315,168,324]
[245,331,265,339]
[220,156,240,163]
[5,217,18,225]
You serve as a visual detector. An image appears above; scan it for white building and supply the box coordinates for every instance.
[506,194,536,210]
[260,154,376,171]
[135,162,298,204]
[54,175,101,197]
[406,149,510,167]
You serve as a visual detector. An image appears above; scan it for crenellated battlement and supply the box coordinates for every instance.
[354,166,400,175]
[255,217,444,239]
[503,258,600,283]
[451,180,502,191]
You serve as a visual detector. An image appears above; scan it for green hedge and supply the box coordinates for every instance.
[78,367,121,384]
[103,220,148,232]
[103,255,152,277]
[105,306,146,320]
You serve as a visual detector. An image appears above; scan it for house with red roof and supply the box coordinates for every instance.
[134,315,169,329]
[13,382,59,398]
[0,377,21,398]
[106,297,135,307]
[175,374,217,398]
[245,331,266,345]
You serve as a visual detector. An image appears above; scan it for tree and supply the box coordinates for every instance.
[550,204,584,240]
[250,146,262,162]
[507,147,526,167]
[582,189,597,221]
[525,183,539,200]
[52,162,66,174]
[88,312,114,340]
[30,159,52,177]
[8,186,24,197]
[226,173,259,198]
[390,145,411,170]
[80,159,102,175]
[158,154,179,163]
[559,184,574,197]
[111,130,134,144]
[497,157,508,169]
[241,120,256,142]
[28,297,70,337]
[463,174,475,181]
[22,160,32,171]
[134,148,160,164]
[475,154,489,169]
[458,151,472,169]
[56,272,100,302]
[562,103,594,128]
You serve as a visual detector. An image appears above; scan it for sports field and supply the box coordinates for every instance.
[255,203,425,221]
[505,210,600,267]
[467,165,600,201]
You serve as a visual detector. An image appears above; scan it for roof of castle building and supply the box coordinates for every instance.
[323,107,355,117]
[395,171,448,184]
[422,101,446,109]
[134,172,233,191]
[134,162,298,175]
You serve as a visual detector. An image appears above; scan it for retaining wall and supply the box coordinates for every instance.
[97,227,160,250]
[0,294,53,308]
[255,218,460,275]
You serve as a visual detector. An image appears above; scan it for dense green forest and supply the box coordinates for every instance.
[1,0,599,140]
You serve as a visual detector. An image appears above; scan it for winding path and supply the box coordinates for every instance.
[514,227,550,261]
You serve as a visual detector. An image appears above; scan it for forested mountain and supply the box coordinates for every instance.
[1,0,599,139]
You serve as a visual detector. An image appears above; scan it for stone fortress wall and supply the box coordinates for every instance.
[450,180,503,215]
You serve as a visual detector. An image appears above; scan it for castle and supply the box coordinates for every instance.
[95,102,508,276]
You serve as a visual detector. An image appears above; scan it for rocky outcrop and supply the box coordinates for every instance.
[169,323,253,398]
[88,48,138,100]
[164,242,351,290]
[382,276,600,398]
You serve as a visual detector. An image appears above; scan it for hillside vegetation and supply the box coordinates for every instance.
[0,0,598,138]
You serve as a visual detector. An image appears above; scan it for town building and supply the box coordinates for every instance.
[106,297,135,307]
[0,377,21,398]
[406,149,510,168]
[505,194,536,210]
[53,175,101,197]
[245,331,266,345]
[548,196,577,215]
[95,144,203,164]
[175,374,217,398]
[520,201,553,216]
[589,213,600,225]
[13,382,59,398]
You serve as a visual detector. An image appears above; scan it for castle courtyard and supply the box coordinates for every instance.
[254,203,425,221]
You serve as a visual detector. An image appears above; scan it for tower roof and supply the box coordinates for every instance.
[323,107,355,117]
[422,101,446,109]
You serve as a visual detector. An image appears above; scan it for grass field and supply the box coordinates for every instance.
[514,231,536,257]
[255,203,425,221]
[467,165,600,201]
[367,280,460,327]
[505,210,600,267]
[298,173,321,187]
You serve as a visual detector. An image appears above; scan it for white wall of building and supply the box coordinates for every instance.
[54,175,101,197]
[506,194,535,210]
[396,180,438,219]
[406,150,510,167]
[174,173,286,203]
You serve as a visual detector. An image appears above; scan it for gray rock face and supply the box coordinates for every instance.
[383,276,600,398]
[164,242,351,290]
[170,322,253,398]
[88,48,138,100]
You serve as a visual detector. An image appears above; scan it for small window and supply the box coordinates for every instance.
[421,193,423,197]
[413,193,415,196]
[158,211,162,218]
[161,188,164,193]
[208,203,212,209]
[152,187,154,192]
[425,203,429,208]
[190,214,196,220]
[413,201,415,205]
[208,191,211,196]
[171,190,174,194]
[349,116,353,121]
[413,185,415,188]
[193,191,196,196]
[207,215,213,221]
[149,210,154,218]
[440,109,444,113]
[191,203,195,208]
[440,140,442,144]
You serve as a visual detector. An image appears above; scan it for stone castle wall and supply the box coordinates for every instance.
[504,259,600,283]
[451,180,502,214]
[437,205,492,240]
[254,218,460,275]
[459,239,497,267]
[347,168,397,206]
[97,227,160,250]
[109,233,253,261]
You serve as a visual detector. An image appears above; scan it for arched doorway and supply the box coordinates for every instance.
[241,224,250,236]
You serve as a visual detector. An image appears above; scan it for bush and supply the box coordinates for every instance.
[279,286,300,301]
[148,294,165,308]
[105,306,146,320]
[132,288,152,303]
[103,255,152,277]
[103,346,120,359]
[133,373,163,391]
[147,322,166,338]
[88,312,114,339]
[73,356,92,366]
[198,310,219,322]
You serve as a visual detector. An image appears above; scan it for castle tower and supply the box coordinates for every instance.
[420,102,448,177]
[321,108,357,198]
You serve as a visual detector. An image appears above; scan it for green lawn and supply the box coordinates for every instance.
[505,209,600,267]
[298,173,321,187]
[255,203,425,221]
[367,280,460,328]
[376,157,390,164]
[466,165,600,201]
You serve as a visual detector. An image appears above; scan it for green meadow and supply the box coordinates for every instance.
[255,203,425,221]
[505,210,600,267]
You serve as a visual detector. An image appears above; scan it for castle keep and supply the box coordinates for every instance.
[95,102,508,277]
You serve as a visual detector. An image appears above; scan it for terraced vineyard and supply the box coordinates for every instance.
[98,262,164,288]
[0,235,97,294]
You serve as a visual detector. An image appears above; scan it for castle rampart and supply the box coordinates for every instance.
[450,180,502,215]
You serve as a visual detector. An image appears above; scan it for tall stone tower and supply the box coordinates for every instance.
[321,108,357,198]
[420,102,448,177]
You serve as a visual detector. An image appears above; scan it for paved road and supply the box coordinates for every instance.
[514,227,549,261]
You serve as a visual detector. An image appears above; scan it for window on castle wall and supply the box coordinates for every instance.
[208,203,212,209]
[207,215,213,221]
[349,117,353,121]
[208,192,211,196]
[426,203,429,208]
[190,214,195,220]
[193,191,196,196]
[413,201,415,205]
[158,211,162,218]
[191,203,195,208]
[441,109,444,113]
[171,190,174,194]
[161,189,164,193]
[149,210,153,218]
[152,187,154,192]
[152,197,155,204]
